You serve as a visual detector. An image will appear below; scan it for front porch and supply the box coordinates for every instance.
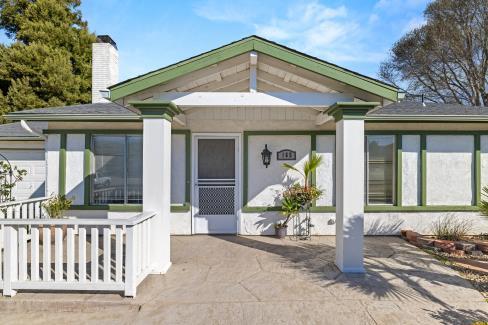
[1,235,487,324]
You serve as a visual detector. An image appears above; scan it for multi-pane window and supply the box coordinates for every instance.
[91,135,142,204]
[366,135,395,205]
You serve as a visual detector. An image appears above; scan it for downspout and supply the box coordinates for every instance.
[20,120,46,139]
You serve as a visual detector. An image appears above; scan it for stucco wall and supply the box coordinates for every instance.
[247,135,310,206]
[171,134,186,204]
[315,135,335,206]
[481,136,488,190]
[426,135,474,205]
[402,135,420,206]
[239,211,488,235]
[66,134,85,205]
[45,134,60,196]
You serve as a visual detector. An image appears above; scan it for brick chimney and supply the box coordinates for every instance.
[92,35,119,103]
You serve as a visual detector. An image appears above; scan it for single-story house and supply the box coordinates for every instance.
[4,35,488,274]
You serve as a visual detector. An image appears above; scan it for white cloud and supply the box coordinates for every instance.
[193,0,256,23]
[195,0,387,65]
[374,0,430,11]
[253,1,384,63]
[402,16,426,32]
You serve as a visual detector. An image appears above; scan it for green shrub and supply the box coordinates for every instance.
[42,194,72,219]
[430,215,472,241]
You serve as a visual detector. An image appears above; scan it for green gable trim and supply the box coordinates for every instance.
[130,100,182,121]
[109,36,398,101]
[328,102,380,121]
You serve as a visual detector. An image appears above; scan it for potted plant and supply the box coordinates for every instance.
[39,194,73,243]
[275,154,323,238]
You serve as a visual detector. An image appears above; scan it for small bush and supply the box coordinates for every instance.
[430,214,473,241]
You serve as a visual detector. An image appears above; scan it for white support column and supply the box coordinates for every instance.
[132,100,182,274]
[328,102,378,273]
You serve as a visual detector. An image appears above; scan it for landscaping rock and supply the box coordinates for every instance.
[418,237,434,246]
[455,241,477,252]
[406,230,419,243]
[400,229,408,238]
[474,241,488,253]
[434,240,456,253]
[453,250,465,257]
[471,250,484,257]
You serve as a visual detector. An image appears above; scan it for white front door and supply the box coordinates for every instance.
[193,135,239,234]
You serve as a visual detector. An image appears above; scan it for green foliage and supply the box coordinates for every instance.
[0,160,27,202]
[42,194,72,219]
[0,0,96,115]
[282,153,323,187]
[430,214,472,241]
[479,186,488,217]
[277,154,324,229]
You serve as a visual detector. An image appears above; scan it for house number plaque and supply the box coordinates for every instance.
[277,149,296,161]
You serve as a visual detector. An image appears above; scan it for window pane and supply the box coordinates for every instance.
[198,139,235,179]
[367,135,394,204]
[127,135,143,204]
[92,135,125,204]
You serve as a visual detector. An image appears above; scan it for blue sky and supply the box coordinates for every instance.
[78,0,429,82]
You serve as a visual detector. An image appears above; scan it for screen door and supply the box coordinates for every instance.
[194,137,237,234]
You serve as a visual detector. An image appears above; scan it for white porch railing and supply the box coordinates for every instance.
[0,211,156,297]
[0,196,49,219]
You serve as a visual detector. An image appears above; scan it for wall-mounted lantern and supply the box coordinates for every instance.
[261,144,272,168]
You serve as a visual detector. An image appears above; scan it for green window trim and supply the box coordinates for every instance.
[54,129,191,211]
[69,203,191,213]
[396,134,402,207]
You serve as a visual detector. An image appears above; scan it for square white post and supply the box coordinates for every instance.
[328,102,378,273]
[132,100,183,274]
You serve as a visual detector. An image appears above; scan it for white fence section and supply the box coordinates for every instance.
[0,211,155,297]
[0,197,49,220]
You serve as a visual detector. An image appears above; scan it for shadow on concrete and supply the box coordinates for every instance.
[213,233,488,324]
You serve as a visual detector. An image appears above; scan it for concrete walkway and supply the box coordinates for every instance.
[1,236,488,324]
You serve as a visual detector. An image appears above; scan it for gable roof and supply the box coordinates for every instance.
[0,122,44,139]
[369,101,488,116]
[109,35,399,102]
[6,102,140,121]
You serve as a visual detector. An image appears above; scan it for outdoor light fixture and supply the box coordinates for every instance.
[261,144,272,168]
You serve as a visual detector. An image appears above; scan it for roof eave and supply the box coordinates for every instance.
[366,115,488,122]
[5,114,141,121]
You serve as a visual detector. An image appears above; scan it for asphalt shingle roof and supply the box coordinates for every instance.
[370,101,488,116]
[0,122,44,138]
[11,102,138,116]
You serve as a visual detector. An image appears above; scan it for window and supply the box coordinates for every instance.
[91,135,142,204]
[366,135,395,205]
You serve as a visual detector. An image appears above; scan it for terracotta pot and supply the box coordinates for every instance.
[275,226,288,239]
[38,224,68,244]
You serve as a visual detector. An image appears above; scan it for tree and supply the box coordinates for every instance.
[0,0,96,115]
[379,0,488,106]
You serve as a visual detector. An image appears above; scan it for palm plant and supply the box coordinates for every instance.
[282,153,323,188]
[480,186,488,217]
[276,154,324,232]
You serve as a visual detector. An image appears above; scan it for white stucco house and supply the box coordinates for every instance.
[2,35,488,296]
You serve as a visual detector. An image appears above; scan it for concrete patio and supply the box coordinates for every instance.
[1,235,488,324]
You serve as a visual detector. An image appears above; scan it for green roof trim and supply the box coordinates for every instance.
[109,36,399,101]
[129,100,182,121]
[327,101,380,121]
